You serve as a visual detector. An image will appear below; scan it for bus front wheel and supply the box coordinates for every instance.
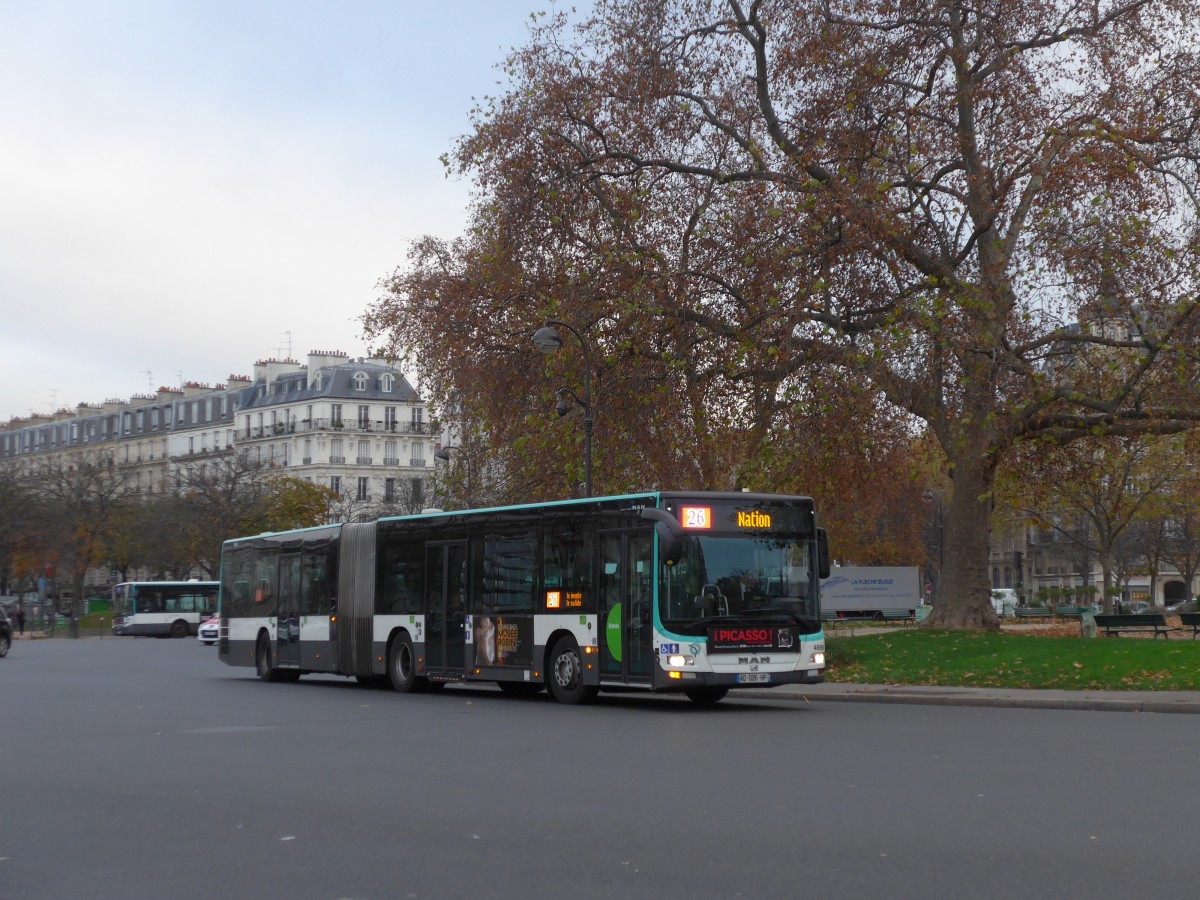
[547,637,598,705]
[256,637,279,682]
[170,619,189,638]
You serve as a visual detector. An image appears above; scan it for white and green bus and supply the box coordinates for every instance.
[112,581,219,638]
[216,491,830,705]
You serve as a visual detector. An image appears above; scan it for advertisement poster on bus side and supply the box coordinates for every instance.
[471,615,533,667]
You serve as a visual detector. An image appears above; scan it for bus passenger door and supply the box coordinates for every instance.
[599,530,654,683]
[425,542,467,677]
[277,554,301,668]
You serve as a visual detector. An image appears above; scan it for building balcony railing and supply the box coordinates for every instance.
[229,418,435,439]
[383,457,399,466]
[410,458,426,467]
[329,455,345,464]
[302,456,312,465]
[356,456,372,465]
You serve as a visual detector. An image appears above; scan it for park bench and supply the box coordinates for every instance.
[1014,607,1054,621]
[1093,613,1177,639]
[1177,612,1200,639]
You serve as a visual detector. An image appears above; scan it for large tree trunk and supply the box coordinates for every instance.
[924,454,1001,631]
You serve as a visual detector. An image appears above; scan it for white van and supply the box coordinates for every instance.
[990,589,1020,616]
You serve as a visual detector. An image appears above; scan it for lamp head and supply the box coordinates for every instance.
[532,326,563,354]
[555,391,571,417]
[434,447,453,461]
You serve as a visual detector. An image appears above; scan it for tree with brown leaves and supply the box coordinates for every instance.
[366,0,1200,630]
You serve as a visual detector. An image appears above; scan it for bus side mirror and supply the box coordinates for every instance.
[639,508,685,566]
[817,528,831,579]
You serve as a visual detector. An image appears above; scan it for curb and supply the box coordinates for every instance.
[755,687,1200,715]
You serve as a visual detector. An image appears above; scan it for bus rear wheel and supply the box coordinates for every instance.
[547,636,598,705]
[389,633,425,693]
[256,637,279,682]
[170,619,189,638]
[685,687,729,706]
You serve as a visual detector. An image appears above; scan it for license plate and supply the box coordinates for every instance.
[737,673,771,684]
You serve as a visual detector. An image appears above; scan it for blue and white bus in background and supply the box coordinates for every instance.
[112,581,219,638]
[217,491,830,705]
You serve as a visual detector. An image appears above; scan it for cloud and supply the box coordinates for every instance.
[0,0,539,418]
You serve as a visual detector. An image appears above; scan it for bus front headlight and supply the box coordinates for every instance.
[668,655,687,667]
[812,652,825,667]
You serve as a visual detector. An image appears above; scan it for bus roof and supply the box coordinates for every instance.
[220,490,817,547]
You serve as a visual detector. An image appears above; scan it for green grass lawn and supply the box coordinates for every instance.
[826,630,1200,690]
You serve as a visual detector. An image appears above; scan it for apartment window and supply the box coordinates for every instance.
[353,372,368,391]
[201,433,208,452]
[384,406,397,431]
[358,405,370,428]
[357,477,369,500]
[381,374,394,392]
[330,476,342,495]
[313,371,323,390]
[385,477,395,501]
[384,440,397,465]
[357,439,370,464]
[331,403,343,425]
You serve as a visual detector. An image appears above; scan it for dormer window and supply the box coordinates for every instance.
[353,371,368,391]
[313,371,323,390]
[380,373,394,392]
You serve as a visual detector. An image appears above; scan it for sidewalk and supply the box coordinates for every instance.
[762,682,1200,714]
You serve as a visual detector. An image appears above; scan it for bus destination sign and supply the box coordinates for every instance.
[669,498,813,536]
[708,625,798,653]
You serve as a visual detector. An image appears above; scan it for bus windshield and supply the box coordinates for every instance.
[659,533,815,629]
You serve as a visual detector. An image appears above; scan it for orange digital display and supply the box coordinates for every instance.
[680,506,713,529]
[545,590,562,609]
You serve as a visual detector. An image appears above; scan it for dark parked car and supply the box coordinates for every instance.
[0,607,11,657]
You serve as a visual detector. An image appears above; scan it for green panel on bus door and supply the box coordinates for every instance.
[606,602,622,662]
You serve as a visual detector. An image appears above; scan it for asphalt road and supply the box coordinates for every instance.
[3,638,1198,899]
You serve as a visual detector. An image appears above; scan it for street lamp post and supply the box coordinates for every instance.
[434,444,472,508]
[922,489,945,604]
[532,320,593,498]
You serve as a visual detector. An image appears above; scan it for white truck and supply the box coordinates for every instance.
[819,566,922,621]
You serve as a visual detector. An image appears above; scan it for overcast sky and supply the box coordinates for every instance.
[0,0,564,422]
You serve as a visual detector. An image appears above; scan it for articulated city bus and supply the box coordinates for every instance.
[112,581,219,638]
[216,491,830,704]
